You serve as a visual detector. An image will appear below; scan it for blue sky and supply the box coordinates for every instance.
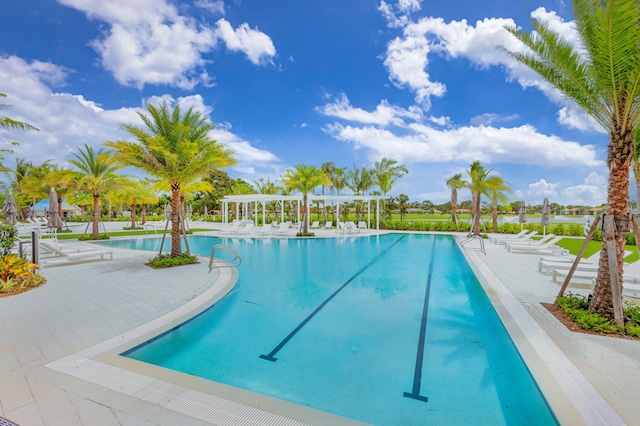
[0,0,609,206]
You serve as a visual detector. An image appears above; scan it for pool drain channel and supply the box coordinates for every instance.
[259,235,407,362]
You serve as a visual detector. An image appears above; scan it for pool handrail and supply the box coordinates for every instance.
[209,244,242,272]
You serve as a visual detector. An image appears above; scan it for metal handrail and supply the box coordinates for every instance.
[209,244,242,272]
[460,235,486,255]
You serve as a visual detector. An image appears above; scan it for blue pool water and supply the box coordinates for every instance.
[100,234,557,425]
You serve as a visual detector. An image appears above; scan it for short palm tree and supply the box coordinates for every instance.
[68,144,122,237]
[486,177,513,232]
[282,164,330,234]
[373,158,408,220]
[465,161,492,236]
[446,173,465,225]
[505,0,640,321]
[106,102,236,257]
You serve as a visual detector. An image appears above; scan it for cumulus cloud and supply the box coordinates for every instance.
[378,4,606,132]
[527,179,560,201]
[57,0,275,88]
[470,113,519,127]
[0,56,279,174]
[210,123,280,173]
[195,0,225,15]
[325,121,600,167]
[318,93,422,126]
[560,172,607,205]
[213,19,276,66]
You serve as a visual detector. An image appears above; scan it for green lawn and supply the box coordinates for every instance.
[556,238,638,263]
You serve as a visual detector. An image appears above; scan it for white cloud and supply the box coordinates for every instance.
[527,179,560,201]
[0,56,279,177]
[56,0,275,88]
[325,121,600,167]
[195,0,225,15]
[560,172,607,205]
[214,19,276,66]
[470,113,519,127]
[379,7,607,132]
[318,93,422,126]
[210,123,279,165]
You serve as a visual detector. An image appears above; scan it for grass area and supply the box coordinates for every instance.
[556,238,639,263]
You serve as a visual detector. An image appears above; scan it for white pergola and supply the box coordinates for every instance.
[220,194,384,230]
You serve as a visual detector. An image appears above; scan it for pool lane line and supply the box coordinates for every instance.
[259,235,407,362]
[403,236,437,403]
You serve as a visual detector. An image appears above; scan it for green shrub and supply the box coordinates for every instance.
[0,223,18,256]
[557,293,590,310]
[149,253,198,268]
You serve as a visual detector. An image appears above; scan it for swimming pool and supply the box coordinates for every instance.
[101,233,557,425]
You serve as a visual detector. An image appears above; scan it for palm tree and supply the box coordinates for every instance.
[67,191,93,221]
[465,161,492,236]
[282,164,329,234]
[43,165,76,231]
[0,93,38,132]
[68,144,122,237]
[485,176,513,232]
[397,194,410,222]
[373,158,408,220]
[321,162,336,222]
[504,0,640,321]
[446,173,465,225]
[347,165,374,222]
[106,102,236,257]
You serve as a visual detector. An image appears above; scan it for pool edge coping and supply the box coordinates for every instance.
[459,238,625,426]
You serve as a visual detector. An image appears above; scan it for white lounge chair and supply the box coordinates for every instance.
[310,221,320,229]
[323,221,333,229]
[38,241,113,267]
[357,221,369,231]
[506,236,566,255]
[552,261,640,285]
[504,234,556,250]
[489,230,529,244]
[495,231,539,245]
[238,223,254,235]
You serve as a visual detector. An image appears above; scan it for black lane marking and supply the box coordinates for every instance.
[403,236,437,403]
[260,235,407,362]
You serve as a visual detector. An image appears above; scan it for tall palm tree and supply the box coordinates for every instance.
[373,158,409,220]
[465,161,492,236]
[485,176,513,232]
[282,164,329,234]
[68,144,122,237]
[505,0,640,321]
[329,166,347,221]
[446,173,465,225]
[106,102,236,257]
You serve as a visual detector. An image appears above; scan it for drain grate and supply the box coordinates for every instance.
[0,417,19,426]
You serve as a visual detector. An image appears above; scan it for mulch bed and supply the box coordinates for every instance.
[145,261,200,270]
[542,302,640,340]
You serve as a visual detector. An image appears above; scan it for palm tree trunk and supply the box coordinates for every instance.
[171,188,182,257]
[92,195,100,237]
[451,190,458,224]
[472,192,481,235]
[303,193,309,234]
[130,201,136,229]
[590,138,631,320]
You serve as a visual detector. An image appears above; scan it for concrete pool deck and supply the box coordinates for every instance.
[0,223,638,425]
